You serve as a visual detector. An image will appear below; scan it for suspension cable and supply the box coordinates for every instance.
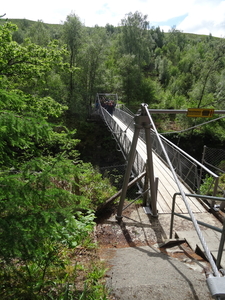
[161,115,225,135]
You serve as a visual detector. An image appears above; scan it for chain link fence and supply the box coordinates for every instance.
[201,146,225,204]
[202,146,225,175]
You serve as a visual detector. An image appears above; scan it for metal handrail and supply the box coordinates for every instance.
[143,103,221,278]
[170,193,225,268]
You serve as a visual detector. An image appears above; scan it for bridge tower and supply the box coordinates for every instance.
[116,103,158,220]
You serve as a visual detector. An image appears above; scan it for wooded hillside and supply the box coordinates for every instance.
[0,12,225,299]
[1,13,225,136]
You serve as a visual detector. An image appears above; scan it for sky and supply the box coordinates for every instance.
[2,0,225,38]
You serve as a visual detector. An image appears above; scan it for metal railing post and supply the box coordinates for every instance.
[216,217,225,268]
[199,145,207,193]
[213,176,219,198]
[169,193,178,238]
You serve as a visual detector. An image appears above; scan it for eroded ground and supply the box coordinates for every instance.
[95,202,212,276]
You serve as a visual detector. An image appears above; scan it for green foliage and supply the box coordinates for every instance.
[2,13,225,299]
[78,26,109,105]
[119,11,152,67]
[200,175,214,195]
[62,13,83,113]
[156,56,171,86]
[0,157,95,298]
[79,163,117,210]
[117,54,141,104]
[26,20,50,46]
[0,22,68,84]
[200,174,225,198]
[0,21,117,299]
[218,160,225,172]
[0,89,73,168]
[0,155,115,298]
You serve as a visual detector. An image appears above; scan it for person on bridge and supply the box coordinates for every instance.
[107,100,115,115]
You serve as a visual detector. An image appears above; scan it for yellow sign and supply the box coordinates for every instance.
[187,108,214,118]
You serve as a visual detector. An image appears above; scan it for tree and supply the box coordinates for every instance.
[26,20,50,46]
[150,26,164,49]
[0,21,115,298]
[0,23,68,89]
[155,56,171,87]
[189,41,225,108]
[166,27,186,52]
[117,54,141,104]
[119,11,153,68]
[63,13,83,113]
[79,27,109,107]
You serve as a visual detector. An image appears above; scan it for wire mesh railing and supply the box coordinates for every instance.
[203,146,225,174]
[97,98,221,204]
[198,146,225,213]
[98,100,146,195]
[151,132,199,191]
[113,106,135,132]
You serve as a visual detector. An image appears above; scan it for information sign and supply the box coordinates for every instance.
[187,108,214,118]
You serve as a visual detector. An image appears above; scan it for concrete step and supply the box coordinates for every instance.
[175,229,225,269]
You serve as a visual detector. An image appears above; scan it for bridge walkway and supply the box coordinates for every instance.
[113,115,205,214]
[113,114,225,270]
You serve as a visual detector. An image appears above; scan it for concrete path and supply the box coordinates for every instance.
[96,204,224,300]
[104,245,213,300]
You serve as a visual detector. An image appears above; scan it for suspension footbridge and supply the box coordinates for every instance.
[94,93,225,299]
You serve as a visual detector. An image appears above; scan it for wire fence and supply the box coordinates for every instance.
[202,146,225,175]
[201,146,225,201]
[97,97,142,199]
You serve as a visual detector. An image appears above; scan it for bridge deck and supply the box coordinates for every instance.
[113,115,205,214]
[113,115,225,268]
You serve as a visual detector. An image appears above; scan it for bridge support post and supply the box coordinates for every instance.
[116,116,142,220]
[144,121,158,217]
[116,104,158,220]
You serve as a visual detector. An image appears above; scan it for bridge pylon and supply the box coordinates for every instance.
[116,103,158,220]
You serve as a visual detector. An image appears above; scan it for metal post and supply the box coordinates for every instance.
[142,163,149,207]
[116,104,159,219]
[213,176,219,198]
[144,123,158,217]
[216,216,225,268]
[116,116,142,219]
[170,193,177,238]
[199,145,207,193]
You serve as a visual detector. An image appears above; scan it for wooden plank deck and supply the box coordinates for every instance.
[113,115,206,215]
